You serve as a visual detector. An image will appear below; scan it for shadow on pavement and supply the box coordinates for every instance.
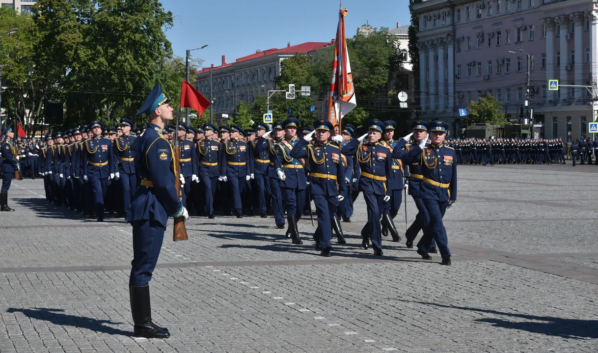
[13,197,126,223]
[400,301,598,339]
[6,308,132,336]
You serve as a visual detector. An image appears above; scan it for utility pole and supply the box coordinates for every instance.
[185,50,190,127]
[526,54,531,125]
[210,67,213,125]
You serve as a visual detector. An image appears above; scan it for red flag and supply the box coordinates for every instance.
[17,123,26,138]
[180,80,211,116]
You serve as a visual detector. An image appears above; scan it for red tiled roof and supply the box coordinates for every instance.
[199,41,332,74]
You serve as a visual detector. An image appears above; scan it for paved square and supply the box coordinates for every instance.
[1,164,597,352]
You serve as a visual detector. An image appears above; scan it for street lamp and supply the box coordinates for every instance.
[185,44,208,126]
[508,49,531,126]
[0,28,18,133]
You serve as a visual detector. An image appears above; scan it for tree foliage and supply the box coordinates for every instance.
[465,94,505,126]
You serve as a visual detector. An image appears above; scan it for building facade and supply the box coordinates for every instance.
[1,0,37,13]
[195,42,332,117]
[412,0,598,140]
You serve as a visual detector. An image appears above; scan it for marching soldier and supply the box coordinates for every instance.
[380,120,405,243]
[52,132,66,206]
[197,123,224,218]
[257,122,286,228]
[114,119,137,218]
[1,126,18,211]
[177,125,198,208]
[128,83,188,338]
[222,125,252,218]
[290,120,347,256]
[251,123,271,218]
[342,119,394,256]
[41,134,53,203]
[400,121,457,266]
[82,121,115,222]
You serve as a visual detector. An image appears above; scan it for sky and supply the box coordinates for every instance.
[160,0,411,69]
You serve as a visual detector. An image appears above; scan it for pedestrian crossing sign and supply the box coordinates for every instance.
[589,122,598,133]
[263,113,273,123]
[548,80,558,91]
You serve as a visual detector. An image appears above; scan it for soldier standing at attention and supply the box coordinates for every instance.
[1,126,18,211]
[251,123,271,218]
[128,84,188,338]
[197,123,223,219]
[570,140,579,167]
[114,119,137,219]
[222,125,252,218]
[400,121,457,266]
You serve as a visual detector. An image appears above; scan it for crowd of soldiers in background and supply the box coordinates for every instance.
[444,137,598,166]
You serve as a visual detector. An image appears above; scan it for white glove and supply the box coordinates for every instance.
[262,131,271,138]
[332,135,343,143]
[358,133,368,142]
[404,183,408,190]
[115,172,120,180]
[67,176,70,180]
[59,174,64,179]
[16,156,19,161]
[172,205,189,221]
[352,178,358,183]
[304,131,315,142]
[419,135,428,149]
[179,174,185,185]
[222,176,228,182]
[28,152,33,156]
[277,170,286,180]
[402,132,414,142]
[246,175,251,181]
[337,195,345,201]
[345,177,350,184]
[306,181,310,185]
[192,175,199,183]
[218,176,223,181]
[48,171,52,175]
[110,173,115,180]
[251,173,254,179]
[384,195,391,202]
[83,175,88,181]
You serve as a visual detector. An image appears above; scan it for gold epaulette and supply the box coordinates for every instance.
[327,143,339,149]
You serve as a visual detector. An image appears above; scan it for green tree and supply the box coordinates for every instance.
[408,0,421,110]
[465,94,505,125]
[230,101,254,130]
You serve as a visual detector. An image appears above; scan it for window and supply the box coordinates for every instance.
[517,56,523,71]
[506,58,511,73]
[571,22,575,34]
[556,51,560,66]
[467,66,472,77]
[497,60,502,74]
[586,48,590,63]
[424,19,427,28]
[497,31,501,45]
[529,26,534,40]
[456,9,461,22]
[457,65,462,78]
[1,4,14,9]
[487,61,492,75]
[567,117,572,137]
[517,0,522,10]
[477,7,482,18]
[571,49,575,64]
[556,23,560,35]
[496,0,501,13]
[505,29,510,44]
[517,87,523,100]
[487,4,492,15]
[506,0,510,11]
[582,116,587,134]
[457,39,461,52]
[477,35,482,49]
[466,6,470,20]
[586,18,590,31]
[528,0,534,7]
[516,28,522,42]
[433,17,437,26]
[542,85,547,98]
[497,89,502,102]
[21,5,34,14]
[530,54,535,70]
[442,13,446,24]
[541,53,546,68]
[488,35,492,47]
[466,37,471,50]
[476,63,481,76]
[542,23,546,38]
[506,89,511,102]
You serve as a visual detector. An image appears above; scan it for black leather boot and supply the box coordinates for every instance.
[382,214,401,242]
[332,215,346,244]
[130,285,170,339]
[1,193,14,212]
[289,216,303,245]
[361,223,369,250]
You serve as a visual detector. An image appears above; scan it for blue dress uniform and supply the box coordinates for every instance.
[291,120,347,255]
[82,121,115,222]
[400,120,457,265]
[255,122,285,227]
[274,118,307,242]
[222,124,252,217]
[336,124,355,221]
[380,120,406,243]
[70,129,83,212]
[177,125,198,208]
[1,127,17,211]
[251,123,271,218]
[571,141,579,166]
[41,136,53,202]
[342,120,394,255]
[114,119,137,218]
[579,140,588,164]
[63,130,75,209]
[197,123,224,218]
[128,84,185,339]
[52,133,66,206]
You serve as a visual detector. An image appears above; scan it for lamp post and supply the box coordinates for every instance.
[0,28,19,133]
[509,49,531,125]
[185,45,208,126]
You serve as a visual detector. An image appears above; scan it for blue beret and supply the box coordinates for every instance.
[411,120,428,131]
[384,120,396,130]
[89,121,102,130]
[282,117,300,129]
[204,123,218,132]
[136,83,171,117]
[313,119,333,131]
[256,123,269,131]
[367,119,386,133]
[272,122,283,130]
[120,118,133,127]
[2,126,12,135]
[428,120,449,133]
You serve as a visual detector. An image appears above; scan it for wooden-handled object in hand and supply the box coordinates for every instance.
[173,145,188,241]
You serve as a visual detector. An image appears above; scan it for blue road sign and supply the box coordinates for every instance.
[287,109,294,115]
[589,122,598,133]
[459,109,467,116]
[549,80,558,91]
[263,114,273,123]
[309,106,316,112]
